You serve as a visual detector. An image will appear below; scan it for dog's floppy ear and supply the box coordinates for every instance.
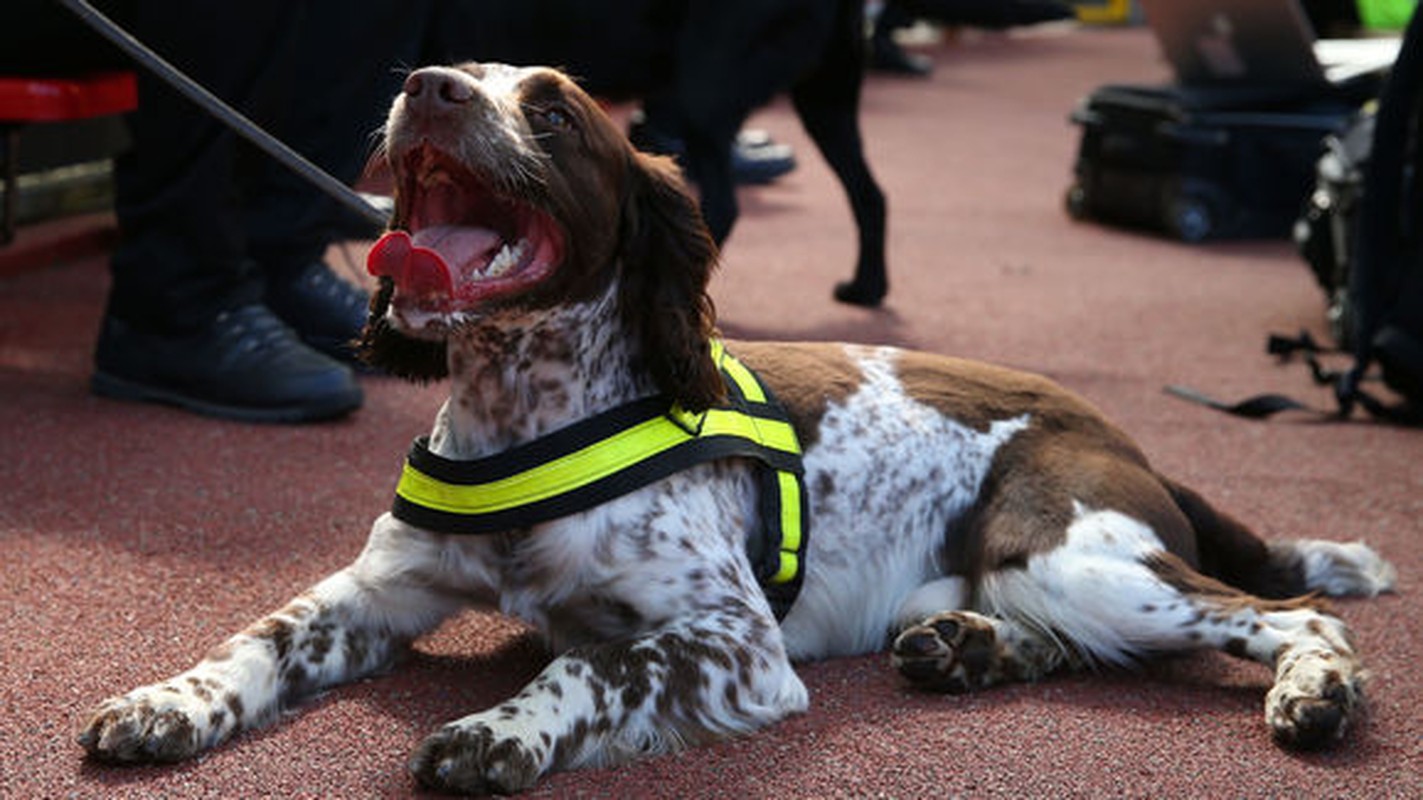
[355,277,450,382]
[617,151,724,413]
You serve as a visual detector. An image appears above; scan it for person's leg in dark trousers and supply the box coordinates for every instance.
[242,1,432,362]
[92,1,362,422]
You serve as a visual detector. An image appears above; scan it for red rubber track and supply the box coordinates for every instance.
[2,26,1419,798]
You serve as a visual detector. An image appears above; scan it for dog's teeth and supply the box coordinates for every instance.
[485,240,527,278]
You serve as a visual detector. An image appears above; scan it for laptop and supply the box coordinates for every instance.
[1138,0,1400,88]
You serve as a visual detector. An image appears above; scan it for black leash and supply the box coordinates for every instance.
[53,0,388,229]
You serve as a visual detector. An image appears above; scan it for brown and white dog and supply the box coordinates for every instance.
[79,63,1396,794]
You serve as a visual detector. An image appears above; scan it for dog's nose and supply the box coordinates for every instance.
[403,67,475,107]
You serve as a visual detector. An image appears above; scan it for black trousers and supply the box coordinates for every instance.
[5,1,428,333]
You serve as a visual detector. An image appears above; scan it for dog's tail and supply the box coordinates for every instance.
[1163,478,1396,599]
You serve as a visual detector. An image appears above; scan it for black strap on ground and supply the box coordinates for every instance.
[1164,383,1320,419]
[53,0,387,228]
[1166,331,1337,419]
[1166,331,1420,423]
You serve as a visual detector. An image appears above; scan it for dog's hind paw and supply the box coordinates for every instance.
[1287,539,1397,598]
[1266,647,1364,750]
[891,611,1007,693]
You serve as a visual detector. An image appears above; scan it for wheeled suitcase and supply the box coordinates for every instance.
[1065,83,1361,242]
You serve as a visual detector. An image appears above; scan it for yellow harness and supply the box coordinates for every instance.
[390,341,808,619]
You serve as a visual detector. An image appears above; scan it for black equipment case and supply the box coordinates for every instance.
[1066,84,1363,242]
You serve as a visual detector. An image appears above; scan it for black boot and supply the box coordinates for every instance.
[92,303,363,423]
[263,260,371,365]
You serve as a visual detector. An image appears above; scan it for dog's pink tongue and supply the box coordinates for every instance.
[367,230,453,295]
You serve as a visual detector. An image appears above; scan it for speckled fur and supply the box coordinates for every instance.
[80,63,1397,792]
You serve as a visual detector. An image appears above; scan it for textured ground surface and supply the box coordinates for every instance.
[2,24,1420,798]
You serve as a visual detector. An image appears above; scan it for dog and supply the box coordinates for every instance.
[79,63,1396,795]
[428,0,889,306]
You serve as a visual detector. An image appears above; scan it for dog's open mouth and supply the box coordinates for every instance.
[368,145,564,313]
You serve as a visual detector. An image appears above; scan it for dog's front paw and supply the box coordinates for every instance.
[891,611,1005,693]
[77,691,207,763]
[410,722,545,795]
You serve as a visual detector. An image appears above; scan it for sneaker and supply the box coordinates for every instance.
[92,304,363,423]
[264,261,371,364]
[731,131,797,185]
[628,119,797,186]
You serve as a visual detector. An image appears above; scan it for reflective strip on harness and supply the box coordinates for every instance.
[390,341,808,619]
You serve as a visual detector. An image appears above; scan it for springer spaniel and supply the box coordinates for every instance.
[80,64,1397,794]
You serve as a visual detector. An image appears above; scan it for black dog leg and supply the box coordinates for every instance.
[792,0,888,307]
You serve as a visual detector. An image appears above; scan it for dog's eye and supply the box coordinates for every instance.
[532,105,574,131]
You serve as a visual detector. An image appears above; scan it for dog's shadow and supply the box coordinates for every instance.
[335,628,1380,774]
[354,612,554,729]
[995,653,1377,767]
